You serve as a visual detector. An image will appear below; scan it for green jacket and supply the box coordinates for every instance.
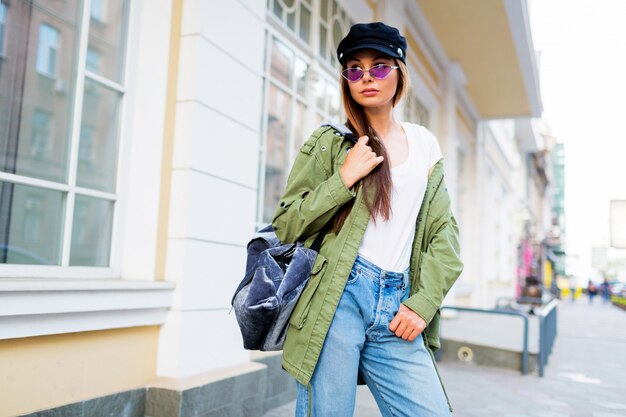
[272,125,463,410]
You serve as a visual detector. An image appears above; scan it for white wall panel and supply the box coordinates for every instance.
[168,170,256,246]
[177,36,263,132]
[157,310,248,378]
[172,101,259,189]
[181,0,265,76]
[165,238,247,310]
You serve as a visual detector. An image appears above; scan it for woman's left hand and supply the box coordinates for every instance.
[389,304,427,341]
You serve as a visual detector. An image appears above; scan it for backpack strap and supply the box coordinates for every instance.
[321,122,358,145]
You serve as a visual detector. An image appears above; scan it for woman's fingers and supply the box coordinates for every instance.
[393,321,409,338]
[389,305,426,341]
[407,328,420,342]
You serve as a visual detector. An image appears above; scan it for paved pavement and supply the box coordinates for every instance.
[263,299,626,417]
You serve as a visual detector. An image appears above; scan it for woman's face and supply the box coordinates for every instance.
[345,49,399,110]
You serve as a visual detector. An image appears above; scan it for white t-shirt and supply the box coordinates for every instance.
[357,122,442,272]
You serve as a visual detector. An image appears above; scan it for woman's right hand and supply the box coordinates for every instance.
[339,136,384,189]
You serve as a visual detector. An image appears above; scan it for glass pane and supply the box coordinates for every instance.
[299,5,311,43]
[294,57,309,97]
[70,195,113,266]
[292,101,307,158]
[327,82,341,120]
[320,0,329,22]
[315,77,326,111]
[263,83,291,223]
[272,0,283,18]
[270,37,293,87]
[0,4,6,55]
[0,181,64,265]
[286,9,295,31]
[76,79,122,193]
[319,25,327,61]
[0,2,81,183]
[332,19,344,51]
[88,0,129,83]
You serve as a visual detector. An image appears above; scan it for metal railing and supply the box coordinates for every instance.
[441,297,559,376]
[537,298,559,376]
[440,306,530,375]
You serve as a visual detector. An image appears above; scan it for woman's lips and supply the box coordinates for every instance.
[361,89,379,97]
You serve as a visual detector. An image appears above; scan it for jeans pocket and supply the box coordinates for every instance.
[346,265,361,285]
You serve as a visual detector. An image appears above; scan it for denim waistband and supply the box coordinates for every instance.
[353,255,410,285]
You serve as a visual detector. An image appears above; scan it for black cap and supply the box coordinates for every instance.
[336,22,407,65]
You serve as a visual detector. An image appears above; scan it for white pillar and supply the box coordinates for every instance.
[156,0,266,378]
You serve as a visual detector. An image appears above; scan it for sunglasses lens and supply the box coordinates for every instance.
[343,68,363,82]
[369,65,392,79]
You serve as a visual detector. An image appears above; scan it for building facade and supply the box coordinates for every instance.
[0,1,545,416]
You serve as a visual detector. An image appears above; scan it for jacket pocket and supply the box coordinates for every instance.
[289,253,328,329]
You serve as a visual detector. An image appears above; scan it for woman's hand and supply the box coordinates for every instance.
[389,304,427,341]
[339,135,384,189]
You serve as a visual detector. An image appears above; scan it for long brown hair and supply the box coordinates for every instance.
[332,59,410,233]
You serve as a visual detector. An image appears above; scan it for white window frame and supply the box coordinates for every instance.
[0,0,175,340]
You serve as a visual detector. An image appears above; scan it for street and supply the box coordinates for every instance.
[264,300,626,417]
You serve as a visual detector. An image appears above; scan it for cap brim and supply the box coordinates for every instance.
[340,43,402,63]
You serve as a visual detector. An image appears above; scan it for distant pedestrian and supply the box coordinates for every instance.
[587,280,598,304]
[600,278,611,304]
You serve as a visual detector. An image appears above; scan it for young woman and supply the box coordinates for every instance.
[272,22,463,417]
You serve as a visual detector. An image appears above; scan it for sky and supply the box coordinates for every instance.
[529,0,626,280]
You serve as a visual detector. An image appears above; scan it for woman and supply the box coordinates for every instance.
[272,22,463,417]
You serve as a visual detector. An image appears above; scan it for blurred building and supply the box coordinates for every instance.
[0,1,548,416]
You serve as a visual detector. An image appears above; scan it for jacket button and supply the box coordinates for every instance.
[321,146,327,152]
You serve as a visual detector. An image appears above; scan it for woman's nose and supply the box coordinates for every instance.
[361,69,374,82]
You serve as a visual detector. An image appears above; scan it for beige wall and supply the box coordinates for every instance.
[0,326,159,416]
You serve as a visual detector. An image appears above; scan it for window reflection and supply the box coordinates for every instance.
[0,181,63,265]
[36,23,59,77]
[0,0,130,267]
[263,84,291,223]
[70,195,113,266]
[0,3,6,55]
[31,109,53,160]
[77,82,121,192]
[90,0,105,22]
[87,0,128,82]
[86,47,102,73]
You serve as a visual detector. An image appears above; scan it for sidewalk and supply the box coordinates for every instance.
[263,300,626,417]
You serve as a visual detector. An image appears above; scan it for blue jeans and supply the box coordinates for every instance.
[295,255,452,417]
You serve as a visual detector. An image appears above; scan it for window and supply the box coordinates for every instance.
[403,90,430,127]
[0,0,130,267]
[36,23,59,77]
[0,2,6,56]
[259,1,352,225]
[86,47,101,74]
[31,110,53,160]
[90,0,105,22]
[267,0,353,70]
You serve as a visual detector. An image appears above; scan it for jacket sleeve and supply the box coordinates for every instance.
[402,176,464,325]
[271,138,356,244]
